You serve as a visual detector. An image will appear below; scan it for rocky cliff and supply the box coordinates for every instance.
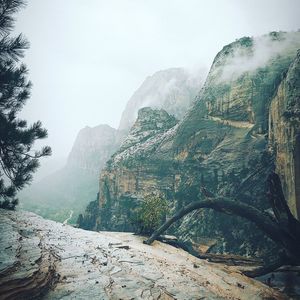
[67,124,124,174]
[80,31,300,256]
[78,107,179,230]
[118,67,205,131]
[20,67,202,224]
[268,49,300,218]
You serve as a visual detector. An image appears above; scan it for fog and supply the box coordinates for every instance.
[118,66,207,130]
[218,31,300,82]
[14,0,300,165]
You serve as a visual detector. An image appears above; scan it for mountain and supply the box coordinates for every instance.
[19,124,124,223]
[20,67,204,223]
[79,31,300,256]
[118,67,205,131]
[67,124,124,174]
[269,47,300,218]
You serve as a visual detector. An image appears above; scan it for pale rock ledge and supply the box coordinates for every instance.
[0,209,285,299]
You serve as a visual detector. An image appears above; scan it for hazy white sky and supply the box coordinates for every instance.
[15,0,300,159]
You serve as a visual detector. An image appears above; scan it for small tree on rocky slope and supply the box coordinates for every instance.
[144,173,300,277]
[132,195,168,235]
[0,0,51,209]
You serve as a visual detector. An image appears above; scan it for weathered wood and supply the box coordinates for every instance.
[243,258,285,278]
[266,173,300,265]
[144,173,300,276]
[197,253,263,266]
[267,173,300,250]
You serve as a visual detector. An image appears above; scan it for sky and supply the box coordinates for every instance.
[14,0,300,163]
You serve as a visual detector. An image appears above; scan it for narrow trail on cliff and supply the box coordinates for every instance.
[63,209,73,225]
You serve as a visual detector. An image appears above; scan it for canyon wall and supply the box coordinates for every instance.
[21,67,203,223]
[269,49,300,218]
[79,31,300,255]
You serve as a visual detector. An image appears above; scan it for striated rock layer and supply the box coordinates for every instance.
[0,209,285,300]
[0,211,57,299]
[80,31,300,255]
[268,50,300,217]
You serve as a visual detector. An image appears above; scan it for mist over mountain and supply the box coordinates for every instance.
[20,67,204,223]
[79,31,300,258]
[2,1,300,298]
[67,124,124,173]
[19,124,124,222]
[119,67,206,131]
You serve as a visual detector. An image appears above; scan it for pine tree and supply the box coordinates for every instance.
[0,0,51,209]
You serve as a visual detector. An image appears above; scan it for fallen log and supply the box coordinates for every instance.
[144,173,300,277]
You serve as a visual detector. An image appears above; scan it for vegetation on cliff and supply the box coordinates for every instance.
[132,195,169,235]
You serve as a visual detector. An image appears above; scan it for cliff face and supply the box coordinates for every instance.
[268,50,300,218]
[67,124,124,174]
[92,108,179,231]
[80,31,300,255]
[118,67,205,131]
[21,67,201,224]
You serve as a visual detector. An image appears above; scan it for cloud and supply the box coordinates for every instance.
[216,31,300,82]
[118,66,208,130]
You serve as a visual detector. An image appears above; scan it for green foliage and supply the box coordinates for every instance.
[0,0,51,209]
[132,195,168,235]
[76,199,99,230]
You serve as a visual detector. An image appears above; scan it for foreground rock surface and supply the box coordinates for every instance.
[0,210,285,300]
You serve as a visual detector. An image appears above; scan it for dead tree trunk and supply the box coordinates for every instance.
[144,173,300,276]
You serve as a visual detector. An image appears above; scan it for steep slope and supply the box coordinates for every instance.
[118,67,205,131]
[20,67,203,224]
[67,124,124,174]
[20,124,124,223]
[268,49,300,218]
[0,209,285,300]
[78,107,179,230]
[80,31,300,256]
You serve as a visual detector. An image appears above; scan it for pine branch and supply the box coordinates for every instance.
[0,0,50,210]
[0,34,29,61]
[0,0,26,36]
